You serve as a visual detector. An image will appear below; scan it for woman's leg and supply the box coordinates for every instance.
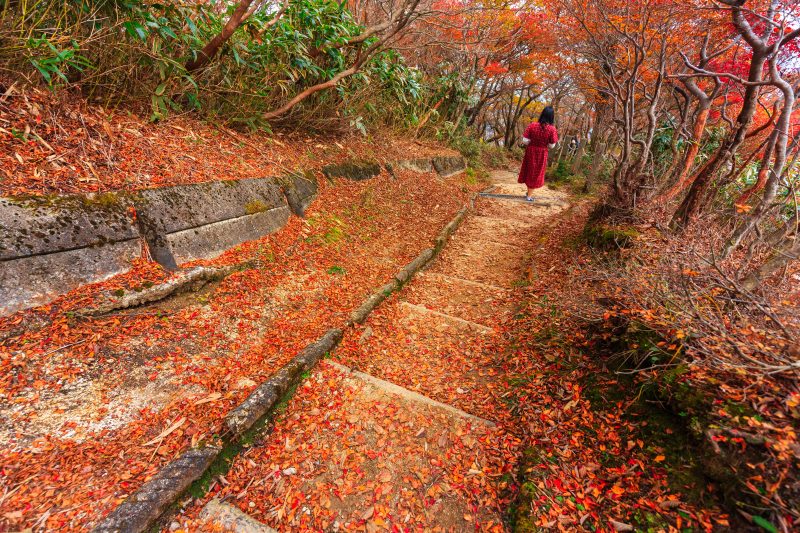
[527,187,534,198]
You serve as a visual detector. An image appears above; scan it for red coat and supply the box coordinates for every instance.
[518,122,558,189]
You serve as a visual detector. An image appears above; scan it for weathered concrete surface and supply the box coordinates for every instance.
[432,155,466,177]
[0,194,140,316]
[200,499,278,533]
[166,206,289,264]
[323,360,494,426]
[388,157,434,174]
[401,301,494,334]
[322,160,382,181]
[350,280,401,324]
[83,264,241,316]
[1,240,141,316]
[434,207,468,250]
[91,445,220,533]
[395,248,435,285]
[0,194,137,260]
[0,178,291,316]
[281,172,318,217]
[224,328,344,437]
[0,156,462,316]
[134,178,289,265]
[134,179,285,235]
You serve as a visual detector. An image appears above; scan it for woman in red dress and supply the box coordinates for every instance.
[518,106,558,201]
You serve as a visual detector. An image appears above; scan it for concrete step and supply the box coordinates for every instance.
[428,236,526,289]
[479,192,569,206]
[402,272,511,326]
[460,215,538,247]
[199,499,278,532]
[189,363,504,531]
[399,302,495,335]
[323,360,494,426]
[486,169,520,184]
[336,299,501,417]
[475,194,567,221]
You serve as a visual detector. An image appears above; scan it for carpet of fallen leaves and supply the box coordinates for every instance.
[167,189,541,532]
[0,79,455,197]
[189,361,512,531]
[478,202,732,532]
[164,183,733,533]
[2,76,782,529]
[0,158,478,530]
[570,204,800,531]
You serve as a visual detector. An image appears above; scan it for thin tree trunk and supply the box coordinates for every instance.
[736,119,800,204]
[572,138,587,174]
[660,88,691,181]
[670,52,766,229]
[186,0,256,72]
[262,0,423,120]
[663,105,710,200]
[584,100,610,191]
[263,64,360,120]
[721,61,796,258]
[735,128,778,205]
[670,1,800,228]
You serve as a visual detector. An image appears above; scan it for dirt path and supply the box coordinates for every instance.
[174,171,569,531]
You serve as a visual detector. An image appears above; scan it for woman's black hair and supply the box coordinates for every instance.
[538,105,555,126]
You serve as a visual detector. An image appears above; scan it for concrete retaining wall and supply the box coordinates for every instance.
[322,160,382,181]
[0,155,463,316]
[0,176,309,317]
[388,158,434,174]
[432,156,467,177]
[134,177,291,266]
[0,195,141,316]
[281,172,318,217]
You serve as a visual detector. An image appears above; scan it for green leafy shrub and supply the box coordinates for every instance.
[546,159,572,183]
[27,38,92,86]
[583,223,638,251]
[0,0,431,132]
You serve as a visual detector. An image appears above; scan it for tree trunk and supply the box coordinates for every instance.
[721,64,796,258]
[668,0,800,229]
[736,117,800,206]
[186,0,256,72]
[585,140,607,193]
[663,105,710,200]
[584,100,610,191]
[670,51,767,229]
[735,128,778,205]
[572,137,587,175]
[263,65,360,120]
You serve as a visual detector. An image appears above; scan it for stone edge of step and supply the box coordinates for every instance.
[399,301,495,334]
[198,498,278,533]
[323,360,495,427]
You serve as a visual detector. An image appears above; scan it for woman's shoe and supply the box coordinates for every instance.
[525,196,533,202]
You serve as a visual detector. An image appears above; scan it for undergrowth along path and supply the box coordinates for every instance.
[172,170,570,531]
